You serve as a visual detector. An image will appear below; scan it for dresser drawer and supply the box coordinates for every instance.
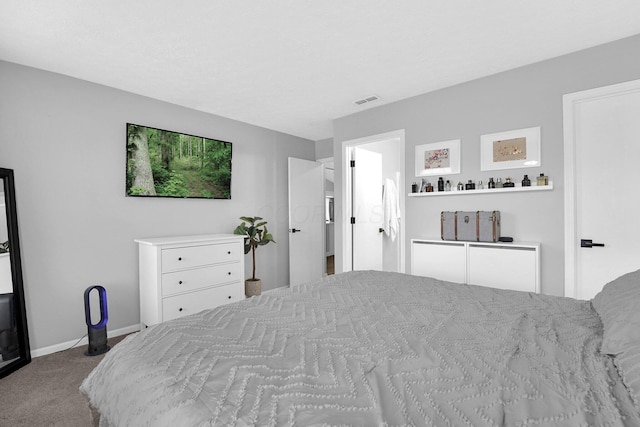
[161,242,243,272]
[162,284,244,322]
[161,263,241,296]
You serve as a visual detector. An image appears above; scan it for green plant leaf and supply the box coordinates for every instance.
[234,216,275,278]
[247,226,257,238]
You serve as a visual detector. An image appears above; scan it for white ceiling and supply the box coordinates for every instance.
[2,1,640,141]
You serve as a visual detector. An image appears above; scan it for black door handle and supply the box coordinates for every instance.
[581,239,605,248]
[289,228,301,233]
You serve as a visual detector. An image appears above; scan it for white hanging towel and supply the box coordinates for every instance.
[382,178,400,241]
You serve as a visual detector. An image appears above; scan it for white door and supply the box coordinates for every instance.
[352,147,383,270]
[564,80,640,300]
[288,157,325,286]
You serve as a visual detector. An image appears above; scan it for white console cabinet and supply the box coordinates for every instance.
[411,239,540,293]
[136,234,245,327]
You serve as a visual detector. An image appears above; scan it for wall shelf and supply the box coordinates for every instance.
[408,181,553,197]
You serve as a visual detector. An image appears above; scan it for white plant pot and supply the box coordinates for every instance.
[245,278,262,297]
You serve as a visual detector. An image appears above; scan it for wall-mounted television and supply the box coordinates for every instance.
[126,123,232,199]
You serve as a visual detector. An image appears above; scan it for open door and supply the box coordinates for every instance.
[351,147,383,271]
[288,157,325,286]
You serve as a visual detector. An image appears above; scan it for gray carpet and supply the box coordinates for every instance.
[0,334,129,426]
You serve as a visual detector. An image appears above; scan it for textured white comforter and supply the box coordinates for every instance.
[81,271,640,426]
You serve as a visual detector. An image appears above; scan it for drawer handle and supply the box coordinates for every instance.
[228,272,231,275]
[178,257,182,261]
[178,280,183,285]
[227,251,231,255]
[179,308,183,312]
[228,296,232,299]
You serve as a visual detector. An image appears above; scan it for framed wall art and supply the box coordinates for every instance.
[480,126,541,171]
[415,139,461,177]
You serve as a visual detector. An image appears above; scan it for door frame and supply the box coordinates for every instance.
[563,78,640,298]
[341,129,406,273]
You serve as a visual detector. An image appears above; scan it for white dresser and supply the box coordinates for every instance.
[411,239,540,293]
[136,234,245,327]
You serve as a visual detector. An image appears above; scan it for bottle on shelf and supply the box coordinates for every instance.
[537,173,548,186]
[478,180,485,189]
[503,177,515,188]
[437,177,444,192]
[522,174,531,187]
[488,178,495,189]
[426,181,434,192]
[465,180,475,190]
[445,180,451,191]
[457,182,464,191]
[495,178,503,188]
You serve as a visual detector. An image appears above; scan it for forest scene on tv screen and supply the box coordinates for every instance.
[126,124,232,199]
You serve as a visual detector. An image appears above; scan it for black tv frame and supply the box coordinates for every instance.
[126,123,233,199]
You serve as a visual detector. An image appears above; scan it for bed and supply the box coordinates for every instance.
[81,270,640,426]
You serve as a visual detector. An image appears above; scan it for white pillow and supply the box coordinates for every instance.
[592,269,640,355]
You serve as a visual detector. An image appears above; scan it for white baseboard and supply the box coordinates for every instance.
[31,324,141,358]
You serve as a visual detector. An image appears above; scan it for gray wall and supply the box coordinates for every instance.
[0,61,314,350]
[333,34,640,296]
[315,138,333,160]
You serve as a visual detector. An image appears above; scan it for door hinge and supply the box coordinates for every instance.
[350,217,356,224]
[350,160,355,167]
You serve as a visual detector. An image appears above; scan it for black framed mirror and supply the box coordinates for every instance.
[0,167,30,378]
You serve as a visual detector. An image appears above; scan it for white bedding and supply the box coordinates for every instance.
[81,271,640,426]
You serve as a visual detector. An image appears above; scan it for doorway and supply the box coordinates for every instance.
[341,130,406,273]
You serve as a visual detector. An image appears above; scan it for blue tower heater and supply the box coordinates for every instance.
[84,285,110,356]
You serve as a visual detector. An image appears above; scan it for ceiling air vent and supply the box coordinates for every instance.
[353,95,380,106]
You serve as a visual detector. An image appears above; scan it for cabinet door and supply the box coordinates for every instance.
[468,245,537,292]
[411,241,466,284]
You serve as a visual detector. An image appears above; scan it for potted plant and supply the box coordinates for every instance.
[233,216,276,296]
